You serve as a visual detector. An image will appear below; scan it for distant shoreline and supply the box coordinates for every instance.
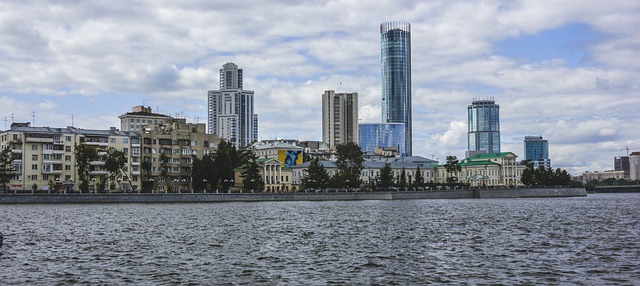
[0,188,587,204]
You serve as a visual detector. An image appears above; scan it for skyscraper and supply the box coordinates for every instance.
[358,123,405,155]
[381,21,412,156]
[524,135,550,169]
[468,97,500,154]
[208,63,257,147]
[322,90,358,149]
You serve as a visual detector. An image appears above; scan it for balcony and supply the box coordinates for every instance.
[42,169,63,175]
[90,170,109,175]
[26,137,53,143]
[89,160,105,166]
[11,149,22,154]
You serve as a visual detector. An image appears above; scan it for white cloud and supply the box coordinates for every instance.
[0,0,639,175]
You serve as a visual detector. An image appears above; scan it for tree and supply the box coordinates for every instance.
[520,160,535,186]
[191,154,216,192]
[334,142,364,188]
[399,168,407,191]
[376,163,394,189]
[302,158,330,190]
[75,143,98,193]
[104,147,127,191]
[214,140,239,192]
[0,146,14,192]
[241,152,265,193]
[444,156,462,184]
[414,166,424,190]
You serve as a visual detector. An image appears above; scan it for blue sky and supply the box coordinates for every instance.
[1,0,639,175]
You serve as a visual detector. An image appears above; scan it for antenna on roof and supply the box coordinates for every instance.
[71,114,74,127]
[32,111,36,126]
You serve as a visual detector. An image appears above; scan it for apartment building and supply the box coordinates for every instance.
[0,123,139,192]
[140,118,219,193]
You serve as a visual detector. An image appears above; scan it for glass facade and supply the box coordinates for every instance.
[524,136,550,169]
[358,123,405,155]
[468,98,500,153]
[381,22,412,156]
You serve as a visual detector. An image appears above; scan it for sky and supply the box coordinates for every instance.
[1,0,639,175]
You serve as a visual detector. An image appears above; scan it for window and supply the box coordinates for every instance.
[123,148,129,154]
[32,154,38,161]
[32,164,38,170]
[65,146,71,152]
[32,144,38,150]
[65,156,71,161]
[66,136,71,141]
[65,165,71,171]
[31,175,38,181]
[123,138,129,144]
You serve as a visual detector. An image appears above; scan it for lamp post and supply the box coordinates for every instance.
[203,179,207,193]
[149,178,154,193]
[55,177,60,193]
[173,178,179,193]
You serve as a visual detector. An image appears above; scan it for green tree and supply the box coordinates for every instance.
[376,163,394,189]
[191,154,216,192]
[414,166,424,190]
[334,142,364,188]
[241,151,265,193]
[75,143,98,193]
[159,152,170,192]
[0,146,14,192]
[302,158,330,190]
[444,155,462,184]
[215,140,238,192]
[399,168,407,191]
[520,160,535,186]
[104,147,127,192]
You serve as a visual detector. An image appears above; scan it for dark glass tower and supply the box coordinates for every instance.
[468,98,500,154]
[380,22,412,156]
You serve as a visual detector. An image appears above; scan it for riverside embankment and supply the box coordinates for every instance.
[0,188,586,204]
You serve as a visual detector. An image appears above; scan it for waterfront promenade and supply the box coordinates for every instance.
[0,188,586,204]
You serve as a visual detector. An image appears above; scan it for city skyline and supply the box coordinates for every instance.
[1,1,639,175]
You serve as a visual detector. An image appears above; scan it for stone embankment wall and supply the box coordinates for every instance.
[0,188,586,204]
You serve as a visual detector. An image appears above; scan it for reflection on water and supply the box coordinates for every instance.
[1,193,639,285]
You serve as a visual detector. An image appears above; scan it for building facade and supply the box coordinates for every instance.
[468,98,500,154]
[436,152,524,187]
[614,156,630,178]
[208,62,258,148]
[628,152,640,181]
[0,123,140,192]
[140,118,219,193]
[321,90,358,149]
[524,135,550,169]
[119,105,172,132]
[358,123,405,155]
[381,21,412,156]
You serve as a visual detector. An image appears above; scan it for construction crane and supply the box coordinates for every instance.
[620,146,639,156]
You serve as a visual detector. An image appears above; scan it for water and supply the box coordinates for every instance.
[1,193,639,285]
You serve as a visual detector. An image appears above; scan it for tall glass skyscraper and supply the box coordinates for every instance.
[380,22,412,156]
[358,123,405,155]
[524,135,550,169]
[468,98,500,154]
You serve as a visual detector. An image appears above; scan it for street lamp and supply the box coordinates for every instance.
[173,178,178,193]
[203,179,208,193]
[91,178,96,193]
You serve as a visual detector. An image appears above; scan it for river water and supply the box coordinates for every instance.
[1,193,638,285]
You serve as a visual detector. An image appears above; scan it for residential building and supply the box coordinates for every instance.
[322,90,358,149]
[0,122,139,192]
[119,105,172,132]
[208,62,258,148]
[140,118,219,193]
[468,97,500,154]
[358,123,405,155]
[629,152,640,180]
[381,21,412,156]
[614,156,630,178]
[524,135,550,169]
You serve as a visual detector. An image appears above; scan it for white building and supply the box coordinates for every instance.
[322,90,358,149]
